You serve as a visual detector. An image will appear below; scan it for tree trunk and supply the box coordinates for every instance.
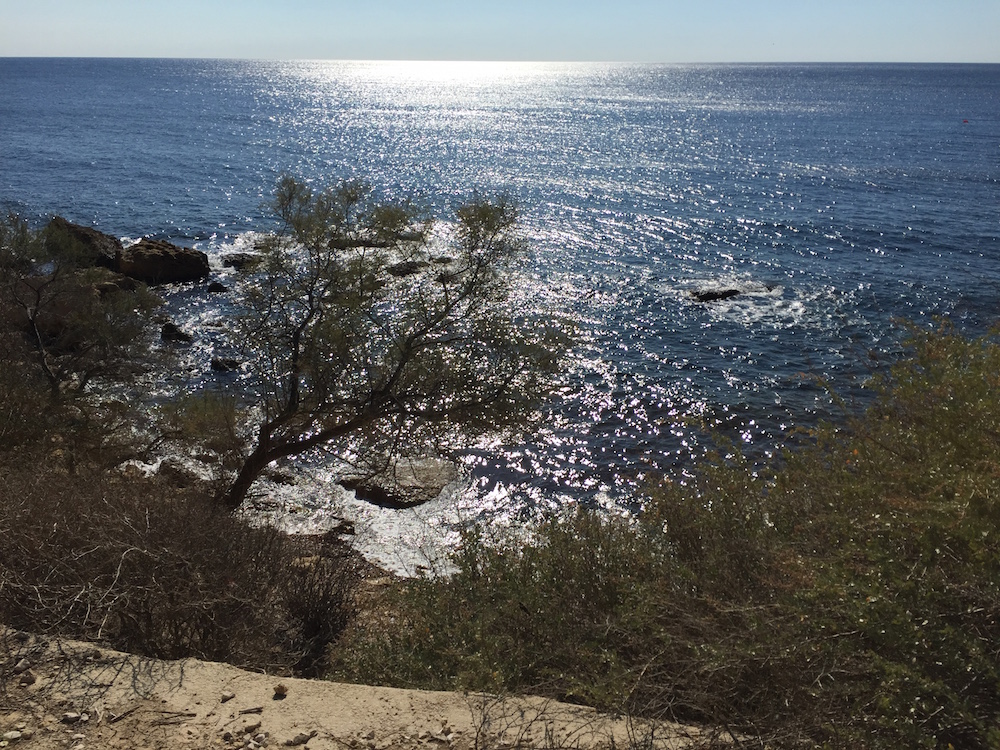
[220,440,273,510]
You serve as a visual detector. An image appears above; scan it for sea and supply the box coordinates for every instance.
[2,59,999,572]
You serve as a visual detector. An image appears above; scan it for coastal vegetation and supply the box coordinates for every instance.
[331,322,1000,748]
[3,197,1000,747]
[216,176,564,508]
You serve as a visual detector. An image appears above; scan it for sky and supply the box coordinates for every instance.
[0,0,998,63]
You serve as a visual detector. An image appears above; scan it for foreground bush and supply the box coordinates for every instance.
[0,464,354,676]
[332,324,1000,748]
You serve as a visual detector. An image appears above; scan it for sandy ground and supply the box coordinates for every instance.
[1,633,710,750]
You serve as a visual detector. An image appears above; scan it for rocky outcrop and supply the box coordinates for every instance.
[117,239,210,284]
[44,217,122,269]
[44,218,210,285]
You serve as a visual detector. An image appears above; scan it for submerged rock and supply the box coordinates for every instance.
[691,288,741,303]
[160,321,193,343]
[221,252,263,271]
[387,260,430,278]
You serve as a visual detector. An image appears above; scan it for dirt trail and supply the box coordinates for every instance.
[2,634,707,749]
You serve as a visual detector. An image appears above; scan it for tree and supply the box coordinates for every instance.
[219,176,565,509]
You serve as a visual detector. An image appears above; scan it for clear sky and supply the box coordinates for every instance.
[1,0,997,62]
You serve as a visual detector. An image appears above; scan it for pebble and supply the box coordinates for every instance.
[221,692,237,703]
[61,712,81,724]
[12,659,30,674]
[2,731,22,742]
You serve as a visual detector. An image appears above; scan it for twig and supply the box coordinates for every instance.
[109,706,140,724]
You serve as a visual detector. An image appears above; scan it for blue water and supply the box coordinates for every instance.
[3,59,1000,515]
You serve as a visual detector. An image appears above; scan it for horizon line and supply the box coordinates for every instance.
[3,56,999,66]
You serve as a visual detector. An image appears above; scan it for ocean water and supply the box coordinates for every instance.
[2,59,999,570]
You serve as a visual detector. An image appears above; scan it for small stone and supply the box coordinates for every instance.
[221,692,237,703]
[12,658,30,674]
[242,722,262,735]
[272,683,287,700]
[364,730,376,741]
[18,670,36,686]
[222,731,234,742]
[2,731,21,742]
[72,734,86,741]
[61,712,81,724]
[284,731,316,746]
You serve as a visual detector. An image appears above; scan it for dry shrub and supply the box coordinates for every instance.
[0,463,353,674]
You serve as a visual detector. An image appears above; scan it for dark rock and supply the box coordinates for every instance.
[221,252,263,271]
[691,288,741,303]
[44,216,122,269]
[207,281,228,293]
[328,519,356,536]
[387,260,430,278]
[211,356,240,373]
[118,239,210,284]
[161,321,193,343]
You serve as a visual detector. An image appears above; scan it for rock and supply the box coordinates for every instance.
[2,731,21,742]
[160,321,193,343]
[208,281,229,293]
[387,260,429,278]
[341,457,459,509]
[221,692,236,704]
[18,670,36,687]
[12,658,30,674]
[44,217,122,269]
[285,731,317,746]
[328,519,356,536]
[272,683,287,700]
[691,288,741,303]
[211,357,240,373]
[156,459,200,488]
[222,253,263,271]
[60,712,81,724]
[118,238,210,284]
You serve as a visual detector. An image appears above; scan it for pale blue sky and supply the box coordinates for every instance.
[1,0,997,62]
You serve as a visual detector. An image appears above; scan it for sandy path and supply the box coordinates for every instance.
[1,634,707,750]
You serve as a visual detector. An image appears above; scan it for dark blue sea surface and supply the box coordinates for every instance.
[3,59,999,521]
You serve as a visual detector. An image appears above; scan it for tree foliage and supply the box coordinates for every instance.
[221,177,565,508]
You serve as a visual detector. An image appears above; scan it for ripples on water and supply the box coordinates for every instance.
[2,60,999,569]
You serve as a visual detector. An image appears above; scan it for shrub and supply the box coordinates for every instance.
[332,324,1000,748]
[0,464,354,674]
